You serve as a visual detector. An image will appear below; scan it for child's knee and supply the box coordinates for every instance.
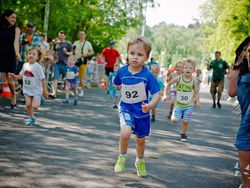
[120,126,131,140]
[136,137,145,145]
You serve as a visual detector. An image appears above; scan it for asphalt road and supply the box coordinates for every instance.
[0,86,241,188]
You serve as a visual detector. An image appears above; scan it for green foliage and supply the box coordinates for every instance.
[200,0,250,64]
[1,0,155,53]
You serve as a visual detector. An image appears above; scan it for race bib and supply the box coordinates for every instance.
[24,76,35,88]
[66,71,75,79]
[176,91,193,104]
[121,82,147,104]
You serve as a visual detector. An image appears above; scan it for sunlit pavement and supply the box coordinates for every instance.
[0,86,241,187]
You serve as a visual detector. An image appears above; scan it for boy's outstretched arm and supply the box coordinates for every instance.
[162,77,178,101]
[8,73,22,80]
[142,93,161,113]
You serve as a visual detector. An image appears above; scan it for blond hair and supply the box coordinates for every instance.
[151,64,160,71]
[183,58,196,68]
[127,37,152,58]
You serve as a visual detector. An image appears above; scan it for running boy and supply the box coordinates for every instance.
[63,55,79,106]
[164,61,183,119]
[9,47,48,126]
[108,63,120,109]
[163,58,200,142]
[150,64,164,122]
[113,37,161,177]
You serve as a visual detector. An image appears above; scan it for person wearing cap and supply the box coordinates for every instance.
[146,57,158,70]
[101,41,122,77]
[50,31,72,98]
[19,22,43,66]
[73,30,94,96]
[229,36,250,188]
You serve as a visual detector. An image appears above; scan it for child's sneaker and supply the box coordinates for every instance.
[63,99,69,104]
[73,99,78,106]
[25,118,35,126]
[113,105,118,109]
[114,155,127,173]
[135,159,147,177]
[180,134,188,142]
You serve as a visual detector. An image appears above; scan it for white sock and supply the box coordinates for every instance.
[119,153,127,157]
[136,157,144,162]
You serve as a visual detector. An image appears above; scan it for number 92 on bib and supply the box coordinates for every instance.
[121,82,147,104]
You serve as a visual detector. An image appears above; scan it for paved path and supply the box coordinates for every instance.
[0,86,241,188]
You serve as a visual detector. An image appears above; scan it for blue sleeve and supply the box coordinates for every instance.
[114,69,121,85]
[148,72,160,95]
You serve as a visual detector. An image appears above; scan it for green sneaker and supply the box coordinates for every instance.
[114,155,127,173]
[135,160,147,177]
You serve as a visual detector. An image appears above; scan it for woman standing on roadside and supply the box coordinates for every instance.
[0,10,21,109]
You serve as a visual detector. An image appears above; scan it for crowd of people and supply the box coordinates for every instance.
[0,9,250,187]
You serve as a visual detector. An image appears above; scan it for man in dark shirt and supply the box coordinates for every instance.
[207,51,229,108]
[50,31,72,98]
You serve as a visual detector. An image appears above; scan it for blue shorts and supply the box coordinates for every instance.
[119,111,150,138]
[235,73,250,150]
[172,106,194,121]
[53,63,67,80]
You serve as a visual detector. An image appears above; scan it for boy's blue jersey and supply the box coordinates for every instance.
[114,65,160,118]
[66,65,78,83]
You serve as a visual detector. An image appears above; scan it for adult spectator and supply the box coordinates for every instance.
[146,57,158,70]
[228,36,250,188]
[19,21,43,72]
[50,31,72,98]
[101,41,121,77]
[0,10,20,109]
[73,30,94,96]
[207,51,229,108]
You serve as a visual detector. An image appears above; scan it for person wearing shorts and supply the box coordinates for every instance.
[73,30,94,96]
[113,37,161,177]
[207,51,229,108]
[63,55,78,106]
[50,31,72,98]
[163,59,200,142]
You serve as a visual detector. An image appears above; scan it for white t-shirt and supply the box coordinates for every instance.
[73,40,93,59]
[20,62,45,96]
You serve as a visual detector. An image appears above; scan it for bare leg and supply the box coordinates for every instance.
[119,125,131,154]
[135,136,146,158]
[169,103,174,116]
[25,96,34,117]
[51,80,57,97]
[181,120,189,134]
[152,108,156,116]
[7,75,16,105]
[238,150,250,188]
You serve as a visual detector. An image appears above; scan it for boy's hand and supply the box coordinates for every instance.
[141,101,152,113]
[43,90,48,99]
[162,95,168,102]
[8,73,15,79]
[195,100,200,108]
